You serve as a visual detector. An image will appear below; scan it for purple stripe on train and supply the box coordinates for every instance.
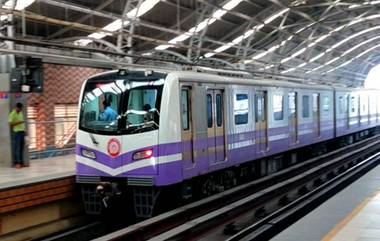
[77,120,336,172]
[76,160,183,185]
[77,129,334,186]
[77,131,331,185]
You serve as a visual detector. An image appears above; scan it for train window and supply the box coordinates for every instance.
[234,94,248,125]
[322,96,330,111]
[302,95,310,118]
[80,78,164,135]
[127,89,157,121]
[351,96,355,113]
[216,94,223,127]
[273,94,284,121]
[207,94,213,128]
[181,89,190,130]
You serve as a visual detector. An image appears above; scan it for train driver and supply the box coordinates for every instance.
[143,104,154,122]
[99,100,118,121]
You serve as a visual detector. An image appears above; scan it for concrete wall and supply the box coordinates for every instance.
[0,93,11,166]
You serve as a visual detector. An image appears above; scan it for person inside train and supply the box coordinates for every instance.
[143,103,154,122]
[99,100,118,121]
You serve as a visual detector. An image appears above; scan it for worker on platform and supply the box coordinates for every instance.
[8,102,26,168]
[99,100,117,121]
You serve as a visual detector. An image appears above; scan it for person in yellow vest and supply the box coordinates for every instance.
[8,103,26,168]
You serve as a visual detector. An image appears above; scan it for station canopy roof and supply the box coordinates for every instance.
[1,0,380,87]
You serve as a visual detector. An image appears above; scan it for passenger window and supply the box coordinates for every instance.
[273,94,284,121]
[181,89,190,130]
[302,95,310,118]
[207,94,213,128]
[322,96,330,111]
[234,94,248,125]
[351,96,355,113]
[216,94,223,127]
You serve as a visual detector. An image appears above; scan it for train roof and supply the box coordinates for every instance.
[172,71,334,91]
[86,68,373,92]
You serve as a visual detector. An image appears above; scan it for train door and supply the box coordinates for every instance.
[313,93,321,137]
[255,91,268,152]
[207,89,226,164]
[181,86,194,170]
[288,92,298,144]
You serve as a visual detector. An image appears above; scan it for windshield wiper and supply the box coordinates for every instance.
[89,133,99,145]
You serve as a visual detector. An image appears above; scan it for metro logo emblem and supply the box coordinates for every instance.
[107,138,121,157]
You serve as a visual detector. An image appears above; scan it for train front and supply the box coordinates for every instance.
[75,69,167,216]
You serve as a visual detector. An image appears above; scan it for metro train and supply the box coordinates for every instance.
[76,67,380,218]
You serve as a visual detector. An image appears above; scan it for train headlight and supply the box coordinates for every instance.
[82,149,96,159]
[133,149,153,160]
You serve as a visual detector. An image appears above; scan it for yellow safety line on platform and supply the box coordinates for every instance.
[322,190,380,241]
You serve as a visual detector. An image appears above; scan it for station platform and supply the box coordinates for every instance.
[0,154,76,190]
[0,154,79,239]
[272,163,380,241]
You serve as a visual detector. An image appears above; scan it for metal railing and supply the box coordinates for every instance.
[27,119,77,159]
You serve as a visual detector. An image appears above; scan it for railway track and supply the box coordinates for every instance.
[226,151,380,241]
[44,134,380,241]
[38,221,104,241]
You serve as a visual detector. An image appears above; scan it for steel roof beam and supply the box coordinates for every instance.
[44,0,115,40]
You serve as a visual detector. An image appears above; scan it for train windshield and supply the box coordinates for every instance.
[79,76,164,135]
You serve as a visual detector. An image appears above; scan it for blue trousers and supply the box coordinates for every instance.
[12,131,25,165]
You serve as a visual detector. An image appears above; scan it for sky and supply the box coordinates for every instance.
[365,64,380,89]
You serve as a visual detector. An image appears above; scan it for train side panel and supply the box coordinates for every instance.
[154,73,183,186]
[348,91,360,132]
[359,92,369,130]
[369,91,378,127]
[294,88,315,147]
[266,87,289,156]
[227,84,256,166]
[319,91,335,141]
[335,91,350,137]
